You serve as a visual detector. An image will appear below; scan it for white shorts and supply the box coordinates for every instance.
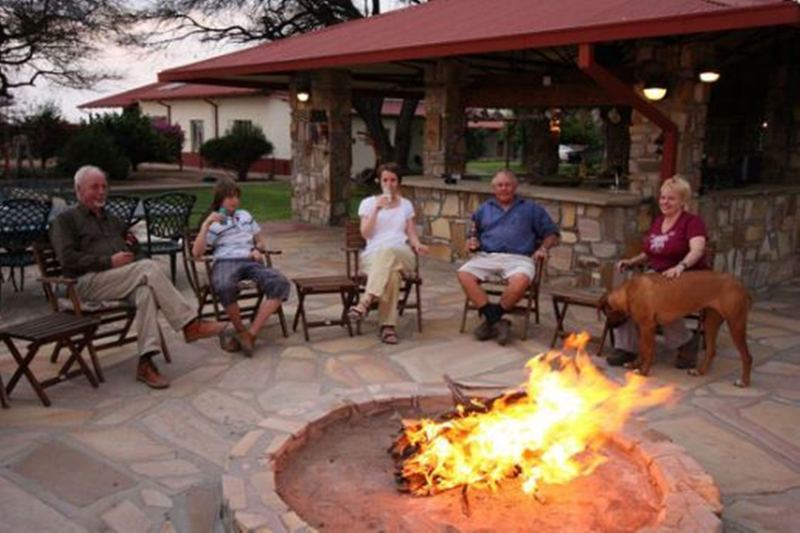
[458,252,536,282]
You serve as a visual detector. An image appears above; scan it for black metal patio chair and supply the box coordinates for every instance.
[0,198,51,301]
[141,192,196,283]
[105,195,141,228]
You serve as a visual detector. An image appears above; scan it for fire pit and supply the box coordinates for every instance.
[221,342,723,532]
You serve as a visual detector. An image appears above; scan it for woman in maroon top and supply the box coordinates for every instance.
[609,176,708,368]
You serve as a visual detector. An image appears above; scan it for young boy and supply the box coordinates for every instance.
[192,178,290,355]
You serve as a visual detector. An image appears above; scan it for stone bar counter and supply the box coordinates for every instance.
[401,176,653,290]
[697,185,800,290]
[402,177,800,291]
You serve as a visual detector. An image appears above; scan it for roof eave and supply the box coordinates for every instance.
[159,2,800,83]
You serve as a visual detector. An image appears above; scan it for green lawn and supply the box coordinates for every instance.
[466,158,525,177]
[140,182,292,227]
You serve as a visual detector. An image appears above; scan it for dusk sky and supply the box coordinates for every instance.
[15,37,244,122]
[13,1,408,122]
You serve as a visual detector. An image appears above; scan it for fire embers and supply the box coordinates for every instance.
[391,333,674,498]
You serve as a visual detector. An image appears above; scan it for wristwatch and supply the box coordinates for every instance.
[679,261,689,270]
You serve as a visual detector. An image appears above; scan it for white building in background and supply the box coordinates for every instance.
[80,81,425,176]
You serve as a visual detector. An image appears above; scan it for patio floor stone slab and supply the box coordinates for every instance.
[70,427,172,462]
[0,476,86,533]
[141,402,234,467]
[102,500,152,533]
[390,338,524,382]
[10,441,136,507]
[650,416,800,495]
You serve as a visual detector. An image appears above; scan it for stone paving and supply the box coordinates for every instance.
[0,223,798,532]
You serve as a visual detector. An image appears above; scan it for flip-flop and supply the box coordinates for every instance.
[380,326,399,345]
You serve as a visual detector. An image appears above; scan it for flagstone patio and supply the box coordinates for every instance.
[0,224,798,532]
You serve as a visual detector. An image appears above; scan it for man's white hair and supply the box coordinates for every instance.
[491,169,518,186]
[74,165,106,188]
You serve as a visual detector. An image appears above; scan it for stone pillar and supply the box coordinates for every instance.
[290,70,351,225]
[423,60,466,176]
[521,110,559,178]
[628,44,710,196]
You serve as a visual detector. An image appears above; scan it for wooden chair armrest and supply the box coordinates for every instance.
[38,275,78,286]
[256,248,282,256]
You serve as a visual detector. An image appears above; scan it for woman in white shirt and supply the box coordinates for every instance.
[347,163,428,344]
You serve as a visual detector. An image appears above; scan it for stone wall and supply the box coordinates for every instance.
[403,178,799,292]
[698,187,800,290]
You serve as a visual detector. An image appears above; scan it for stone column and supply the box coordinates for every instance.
[628,43,709,196]
[521,109,559,179]
[423,60,466,176]
[290,69,351,225]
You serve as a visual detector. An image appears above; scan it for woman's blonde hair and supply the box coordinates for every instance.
[660,175,692,205]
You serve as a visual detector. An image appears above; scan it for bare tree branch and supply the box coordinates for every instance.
[0,0,132,98]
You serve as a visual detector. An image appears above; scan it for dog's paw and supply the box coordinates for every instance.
[734,379,749,388]
[634,368,649,376]
[688,369,700,377]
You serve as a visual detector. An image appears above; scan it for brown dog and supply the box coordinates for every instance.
[601,271,753,387]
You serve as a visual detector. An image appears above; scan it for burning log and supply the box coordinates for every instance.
[389,333,674,501]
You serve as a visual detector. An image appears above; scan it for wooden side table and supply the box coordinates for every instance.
[0,313,100,407]
[550,288,613,357]
[291,276,359,341]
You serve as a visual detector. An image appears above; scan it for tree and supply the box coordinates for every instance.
[199,122,273,181]
[20,102,72,168]
[152,119,186,168]
[0,1,132,100]
[138,0,424,169]
[58,127,131,181]
[94,109,167,171]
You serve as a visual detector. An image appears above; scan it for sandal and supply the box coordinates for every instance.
[347,302,369,322]
[380,326,399,345]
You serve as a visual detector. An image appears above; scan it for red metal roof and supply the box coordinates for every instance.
[160,0,798,81]
[79,82,265,109]
[79,83,424,117]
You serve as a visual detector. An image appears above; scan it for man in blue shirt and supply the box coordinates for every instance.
[457,170,559,344]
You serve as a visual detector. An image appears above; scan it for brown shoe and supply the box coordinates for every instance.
[183,319,225,343]
[136,358,170,389]
[235,330,256,357]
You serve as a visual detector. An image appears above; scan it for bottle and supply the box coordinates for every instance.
[467,220,480,252]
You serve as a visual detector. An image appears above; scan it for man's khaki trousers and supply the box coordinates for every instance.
[77,259,196,356]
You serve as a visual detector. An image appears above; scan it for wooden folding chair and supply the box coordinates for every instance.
[183,230,289,337]
[459,255,545,341]
[33,243,171,382]
[344,219,423,333]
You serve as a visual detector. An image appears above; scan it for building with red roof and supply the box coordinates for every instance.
[81,82,425,175]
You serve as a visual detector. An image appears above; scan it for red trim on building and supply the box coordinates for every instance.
[180,153,292,176]
[80,82,279,109]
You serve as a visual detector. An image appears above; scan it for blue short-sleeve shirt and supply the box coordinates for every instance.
[472,197,559,256]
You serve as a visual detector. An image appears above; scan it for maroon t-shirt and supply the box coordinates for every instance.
[644,211,708,272]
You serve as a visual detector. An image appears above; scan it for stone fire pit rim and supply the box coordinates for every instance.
[220,382,723,533]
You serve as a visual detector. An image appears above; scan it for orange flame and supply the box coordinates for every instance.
[400,333,674,495]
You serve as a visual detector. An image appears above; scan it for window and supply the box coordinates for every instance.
[227,119,253,132]
[190,120,204,152]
